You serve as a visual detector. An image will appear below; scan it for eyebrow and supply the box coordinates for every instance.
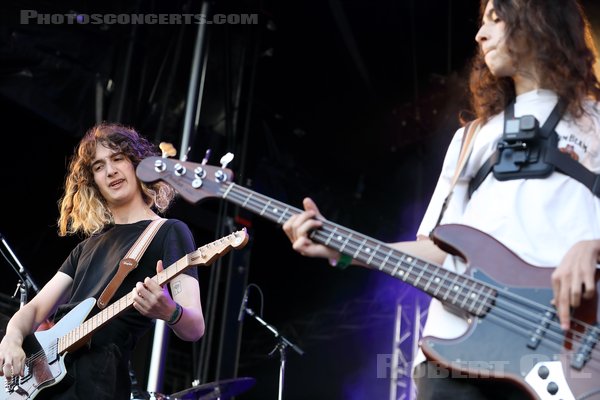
[90,159,104,169]
[90,151,124,169]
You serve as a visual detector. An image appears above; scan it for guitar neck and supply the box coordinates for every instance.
[57,252,194,354]
[221,182,494,316]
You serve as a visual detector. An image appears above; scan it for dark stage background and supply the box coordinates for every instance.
[0,1,599,399]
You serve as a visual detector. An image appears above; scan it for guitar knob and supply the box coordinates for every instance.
[154,159,166,172]
[174,163,187,176]
[537,365,549,379]
[546,382,559,395]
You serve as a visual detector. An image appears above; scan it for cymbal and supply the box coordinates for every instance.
[169,377,256,400]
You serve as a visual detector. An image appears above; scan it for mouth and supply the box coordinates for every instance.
[483,47,495,56]
[109,179,125,188]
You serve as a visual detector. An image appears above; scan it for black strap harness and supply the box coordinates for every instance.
[468,100,600,198]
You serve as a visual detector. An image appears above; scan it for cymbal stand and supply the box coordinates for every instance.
[242,307,304,400]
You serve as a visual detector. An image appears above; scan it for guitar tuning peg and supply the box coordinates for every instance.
[220,152,234,169]
[159,142,177,158]
[181,146,191,162]
[201,149,212,165]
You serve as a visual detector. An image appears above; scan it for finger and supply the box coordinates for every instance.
[557,283,571,330]
[570,275,583,308]
[284,212,315,242]
[289,211,316,232]
[144,276,161,291]
[136,282,146,296]
[282,215,297,238]
[303,197,322,218]
[156,260,164,274]
[583,271,596,300]
[2,362,13,378]
[295,218,322,241]
[292,237,318,256]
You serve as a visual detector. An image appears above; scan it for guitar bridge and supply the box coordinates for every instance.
[571,324,600,370]
[527,310,555,349]
[4,376,28,396]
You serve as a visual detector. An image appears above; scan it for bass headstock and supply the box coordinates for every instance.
[136,153,234,204]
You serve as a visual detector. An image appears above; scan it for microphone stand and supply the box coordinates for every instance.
[242,307,304,400]
[0,234,40,308]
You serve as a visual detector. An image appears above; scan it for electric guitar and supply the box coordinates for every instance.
[1,229,248,399]
[136,155,600,400]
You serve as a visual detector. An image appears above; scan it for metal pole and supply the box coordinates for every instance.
[180,0,211,158]
[146,1,211,393]
[146,320,169,393]
[278,344,286,400]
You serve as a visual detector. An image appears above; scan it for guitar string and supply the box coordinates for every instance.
[222,187,600,372]
[223,184,599,353]
[309,223,600,360]
[23,296,131,367]
[469,308,600,373]
[22,234,239,367]
[207,176,600,372]
[481,304,600,373]
[19,235,239,373]
[310,224,600,355]
[223,185,534,315]
[223,184,577,323]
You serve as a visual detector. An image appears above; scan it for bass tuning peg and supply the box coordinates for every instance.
[159,142,177,158]
[220,152,234,169]
[201,149,212,165]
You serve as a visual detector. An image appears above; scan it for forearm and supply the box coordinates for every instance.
[166,303,205,341]
[3,304,40,346]
[166,274,205,341]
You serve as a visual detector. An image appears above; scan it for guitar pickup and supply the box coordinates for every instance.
[571,324,600,370]
[527,310,555,350]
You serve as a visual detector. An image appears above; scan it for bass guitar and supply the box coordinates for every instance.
[135,154,600,400]
[1,229,248,399]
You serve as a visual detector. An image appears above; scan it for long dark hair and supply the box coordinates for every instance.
[468,0,600,123]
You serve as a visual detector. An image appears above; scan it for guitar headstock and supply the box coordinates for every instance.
[136,155,234,204]
[190,228,249,266]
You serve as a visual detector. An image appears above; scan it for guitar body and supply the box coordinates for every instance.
[423,224,600,400]
[1,298,95,400]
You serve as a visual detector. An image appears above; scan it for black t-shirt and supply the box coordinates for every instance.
[56,218,197,355]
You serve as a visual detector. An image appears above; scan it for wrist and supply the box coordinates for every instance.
[166,303,183,325]
[329,252,352,270]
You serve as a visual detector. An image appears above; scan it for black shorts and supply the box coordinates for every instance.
[39,343,130,400]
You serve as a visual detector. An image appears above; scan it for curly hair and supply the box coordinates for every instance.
[57,122,175,237]
[468,0,600,123]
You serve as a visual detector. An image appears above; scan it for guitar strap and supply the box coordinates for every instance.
[97,218,167,309]
[431,119,482,233]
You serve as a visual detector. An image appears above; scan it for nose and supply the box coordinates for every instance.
[475,24,487,46]
[105,160,117,176]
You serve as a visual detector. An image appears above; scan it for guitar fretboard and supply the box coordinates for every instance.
[221,182,495,316]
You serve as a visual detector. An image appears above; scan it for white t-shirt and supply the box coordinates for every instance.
[414,89,600,366]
